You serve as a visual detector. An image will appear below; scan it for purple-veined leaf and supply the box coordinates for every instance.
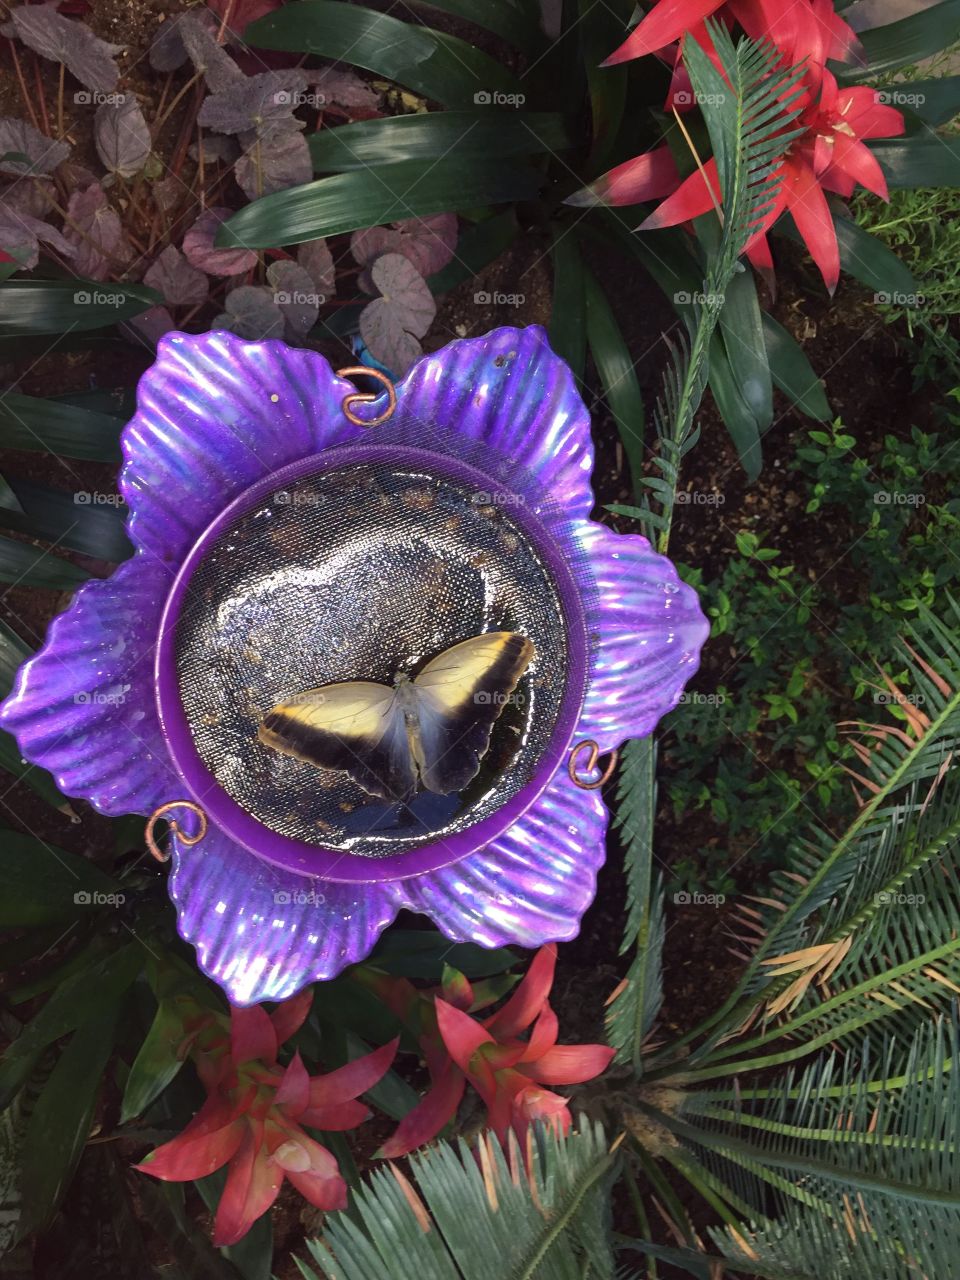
[143,245,209,307]
[266,260,321,338]
[179,11,243,92]
[197,71,308,136]
[182,207,258,276]
[64,183,132,279]
[297,238,335,296]
[233,130,312,200]
[351,212,458,282]
[0,205,76,270]
[148,15,190,72]
[358,252,435,375]
[123,304,176,348]
[308,65,380,113]
[2,4,122,93]
[220,285,285,339]
[94,95,151,179]
[0,118,69,177]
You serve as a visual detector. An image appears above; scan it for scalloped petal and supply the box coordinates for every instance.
[120,331,361,563]
[395,769,607,948]
[573,520,709,750]
[0,554,179,815]
[169,826,400,1005]
[390,325,594,519]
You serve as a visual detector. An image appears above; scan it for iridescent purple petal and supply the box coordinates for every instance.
[573,521,709,750]
[391,325,594,519]
[395,770,607,948]
[169,826,401,1005]
[119,331,362,563]
[0,555,179,816]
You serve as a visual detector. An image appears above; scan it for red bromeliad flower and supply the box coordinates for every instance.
[134,990,397,1245]
[602,0,863,69]
[374,945,614,1157]
[575,2,903,293]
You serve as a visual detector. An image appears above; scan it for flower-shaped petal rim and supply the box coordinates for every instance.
[0,326,709,1004]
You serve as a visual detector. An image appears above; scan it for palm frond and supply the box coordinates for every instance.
[302,1121,619,1280]
[668,1017,960,1279]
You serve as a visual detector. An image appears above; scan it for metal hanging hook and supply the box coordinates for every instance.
[145,800,208,863]
[568,739,619,790]
[336,366,397,428]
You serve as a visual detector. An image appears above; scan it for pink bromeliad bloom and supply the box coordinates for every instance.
[373,945,614,1157]
[575,0,902,293]
[134,990,396,1245]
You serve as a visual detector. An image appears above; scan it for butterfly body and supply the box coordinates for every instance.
[258,632,535,803]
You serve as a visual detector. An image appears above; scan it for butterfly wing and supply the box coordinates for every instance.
[258,681,417,802]
[411,632,535,795]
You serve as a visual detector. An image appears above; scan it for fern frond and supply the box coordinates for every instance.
[303,1122,618,1280]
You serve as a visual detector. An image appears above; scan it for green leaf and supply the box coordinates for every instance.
[4,943,142,1061]
[709,269,771,480]
[0,830,119,927]
[19,1007,121,1237]
[0,279,159,336]
[219,157,540,248]
[0,477,132,561]
[303,1121,618,1279]
[777,212,917,296]
[548,227,586,382]
[196,1170,274,1279]
[761,312,830,421]
[395,0,545,53]
[578,0,630,172]
[0,533,89,589]
[841,0,960,79]
[120,999,194,1124]
[309,111,572,173]
[428,210,519,295]
[0,391,123,461]
[368,931,517,980]
[870,134,960,188]
[892,76,960,129]
[246,2,522,108]
[584,266,645,497]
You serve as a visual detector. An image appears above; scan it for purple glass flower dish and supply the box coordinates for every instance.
[1,326,708,1004]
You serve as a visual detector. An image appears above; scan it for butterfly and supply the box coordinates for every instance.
[258,632,535,802]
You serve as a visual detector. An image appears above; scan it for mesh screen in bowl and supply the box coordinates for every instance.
[156,444,588,882]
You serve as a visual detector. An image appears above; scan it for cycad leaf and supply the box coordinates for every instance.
[305,1122,617,1280]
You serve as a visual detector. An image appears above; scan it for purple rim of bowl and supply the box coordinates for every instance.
[154,442,589,883]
